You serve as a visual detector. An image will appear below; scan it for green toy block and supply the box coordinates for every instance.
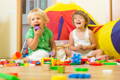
[0,73,20,80]
[74,68,89,72]
[104,62,117,65]
[70,63,78,65]
[44,62,51,64]
[19,63,24,66]
[50,66,58,70]
[99,60,106,63]
[57,66,65,73]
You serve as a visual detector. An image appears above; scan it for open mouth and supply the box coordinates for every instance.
[34,24,40,26]
[76,22,81,25]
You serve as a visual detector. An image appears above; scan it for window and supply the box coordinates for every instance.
[22,0,48,14]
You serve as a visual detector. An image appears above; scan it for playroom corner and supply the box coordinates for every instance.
[0,0,120,80]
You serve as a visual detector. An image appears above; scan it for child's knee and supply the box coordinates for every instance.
[96,49,103,55]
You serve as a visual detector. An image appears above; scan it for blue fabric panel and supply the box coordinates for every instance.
[57,16,64,40]
[89,19,96,25]
[111,20,120,53]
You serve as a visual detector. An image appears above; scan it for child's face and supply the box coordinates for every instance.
[30,14,44,28]
[73,14,86,29]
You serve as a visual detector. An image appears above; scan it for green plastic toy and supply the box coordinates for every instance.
[0,73,20,80]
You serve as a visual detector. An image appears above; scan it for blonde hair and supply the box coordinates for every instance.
[72,10,90,27]
[27,8,49,25]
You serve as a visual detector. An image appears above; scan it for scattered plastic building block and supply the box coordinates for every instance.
[81,58,89,64]
[22,53,29,57]
[35,61,41,65]
[89,62,103,66]
[68,73,91,79]
[102,69,112,74]
[51,75,67,80]
[71,53,82,65]
[50,66,58,70]
[12,51,22,59]
[0,73,20,80]
[57,66,65,73]
[89,57,96,62]
[116,59,120,63]
[104,62,117,65]
[8,73,18,77]
[74,68,89,72]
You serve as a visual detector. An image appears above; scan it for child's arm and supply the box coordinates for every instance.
[69,32,82,51]
[82,30,97,50]
[50,37,57,57]
[27,29,42,50]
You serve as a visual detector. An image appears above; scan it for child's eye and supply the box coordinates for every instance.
[37,17,40,20]
[32,18,35,21]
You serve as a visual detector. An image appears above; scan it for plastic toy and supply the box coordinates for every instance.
[34,26,40,31]
[0,73,20,80]
[71,53,81,65]
[51,75,67,80]
[68,73,91,79]
[12,51,22,59]
[57,66,65,73]
[74,68,88,72]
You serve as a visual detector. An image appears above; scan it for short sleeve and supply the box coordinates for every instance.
[25,27,34,39]
[49,30,53,39]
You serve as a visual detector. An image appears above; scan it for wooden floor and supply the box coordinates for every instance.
[0,65,120,80]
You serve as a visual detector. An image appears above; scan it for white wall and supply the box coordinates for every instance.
[112,0,120,20]
[0,0,17,57]
[56,0,110,24]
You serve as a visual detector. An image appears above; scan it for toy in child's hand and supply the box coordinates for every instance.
[34,25,40,31]
[49,51,55,57]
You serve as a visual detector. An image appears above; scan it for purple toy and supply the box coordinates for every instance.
[34,26,40,31]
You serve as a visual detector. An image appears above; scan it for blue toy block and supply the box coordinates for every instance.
[84,74,91,78]
[78,74,84,78]
[36,61,41,65]
[68,73,91,79]
[68,74,78,78]
[71,53,82,65]
[22,54,29,57]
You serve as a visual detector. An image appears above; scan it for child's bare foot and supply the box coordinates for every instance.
[22,57,30,61]
[96,55,109,60]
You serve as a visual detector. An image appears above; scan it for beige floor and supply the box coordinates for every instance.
[0,65,120,80]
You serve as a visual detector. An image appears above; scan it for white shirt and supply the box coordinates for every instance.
[72,28,92,55]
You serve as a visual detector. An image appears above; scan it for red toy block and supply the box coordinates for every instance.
[64,61,71,64]
[116,59,120,62]
[12,51,22,59]
[62,64,70,66]
[16,51,22,59]
[89,62,103,66]
[31,61,37,64]
[44,58,51,61]
[81,58,88,62]
[9,73,18,77]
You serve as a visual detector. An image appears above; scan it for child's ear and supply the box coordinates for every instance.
[85,21,87,24]
[85,22,88,26]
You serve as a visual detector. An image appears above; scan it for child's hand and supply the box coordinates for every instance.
[74,46,79,51]
[34,29,43,37]
[82,46,89,50]
[75,45,82,50]
[50,50,56,57]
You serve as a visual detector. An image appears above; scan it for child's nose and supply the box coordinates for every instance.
[34,19,38,22]
[76,18,80,20]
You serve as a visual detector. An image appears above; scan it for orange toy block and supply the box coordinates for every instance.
[12,51,22,59]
